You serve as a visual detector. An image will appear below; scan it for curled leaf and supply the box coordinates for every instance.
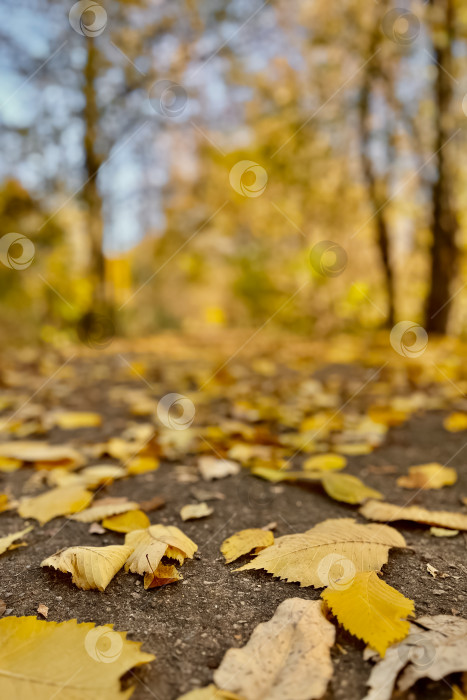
[42,544,132,591]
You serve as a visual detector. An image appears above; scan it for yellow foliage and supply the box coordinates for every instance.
[0,616,154,698]
[42,544,132,591]
[221,528,274,563]
[322,571,414,657]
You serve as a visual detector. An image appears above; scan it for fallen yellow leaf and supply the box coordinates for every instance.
[53,412,102,429]
[126,456,160,475]
[397,463,457,490]
[444,412,467,432]
[0,441,85,469]
[236,518,406,587]
[303,453,347,471]
[69,499,139,523]
[0,525,33,555]
[220,528,274,564]
[0,456,22,472]
[360,499,467,531]
[42,544,132,591]
[322,571,414,657]
[180,503,213,520]
[0,616,154,697]
[321,472,383,504]
[19,485,93,524]
[102,509,150,533]
[125,524,197,588]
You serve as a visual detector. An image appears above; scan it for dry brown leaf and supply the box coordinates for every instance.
[42,544,132,591]
[221,529,274,564]
[19,485,93,524]
[139,495,165,512]
[360,499,467,531]
[36,603,48,618]
[145,563,182,588]
[125,525,197,588]
[236,518,406,587]
[213,598,335,700]
[180,503,214,521]
[364,615,467,700]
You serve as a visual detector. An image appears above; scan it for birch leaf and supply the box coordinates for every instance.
[69,499,139,523]
[397,463,457,490]
[19,485,93,524]
[42,544,132,591]
[322,571,414,657]
[124,524,197,583]
[321,473,383,504]
[102,509,150,533]
[236,518,406,587]
[0,525,33,555]
[214,598,335,700]
[0,615,154,699]
[360,499,467,531]
[221,529,274,563]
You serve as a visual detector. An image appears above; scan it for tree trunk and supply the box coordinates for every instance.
[425,0,458,333]
[358,27,395,327]
[82,37,106,306]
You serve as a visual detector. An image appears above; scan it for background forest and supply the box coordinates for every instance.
[1,0,466,344]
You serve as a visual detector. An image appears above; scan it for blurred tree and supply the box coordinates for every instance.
[424,0,459,333]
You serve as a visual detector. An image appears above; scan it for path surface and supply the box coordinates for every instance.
[1,332,467,699]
